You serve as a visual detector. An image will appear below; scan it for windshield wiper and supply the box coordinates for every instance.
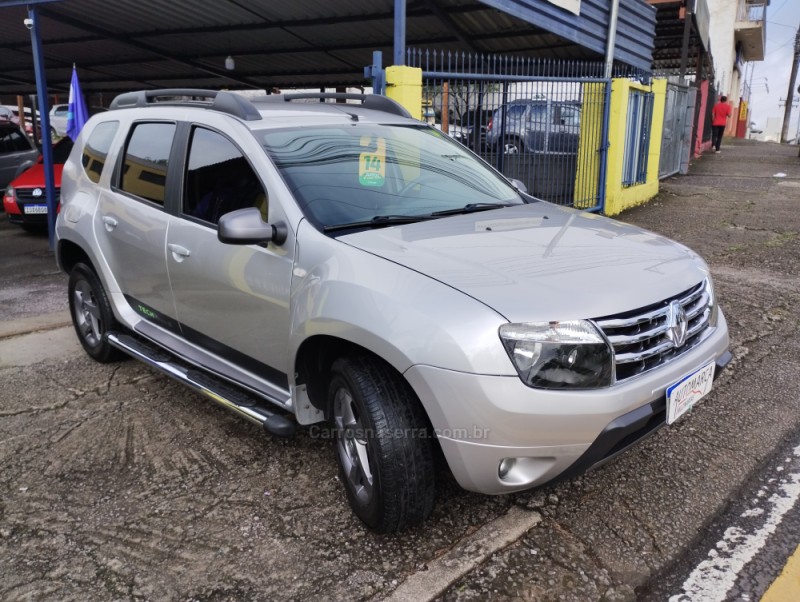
[323,214,434,232]
[430,202,514,217]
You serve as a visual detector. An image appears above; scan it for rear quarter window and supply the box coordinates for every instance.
[81,121,119,183]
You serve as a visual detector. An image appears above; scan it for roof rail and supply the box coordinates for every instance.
[260,93,412,119]
[109,89,262,121]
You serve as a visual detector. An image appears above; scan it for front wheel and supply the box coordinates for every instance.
[329,356,435,532]
[68,263,125,363]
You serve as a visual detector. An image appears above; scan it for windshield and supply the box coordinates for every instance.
[260,124,522,230]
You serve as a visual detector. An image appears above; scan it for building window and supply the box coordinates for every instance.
[622,90,654,187]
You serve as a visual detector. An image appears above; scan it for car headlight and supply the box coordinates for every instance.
[499,320,613,389]
[705,276,719,328]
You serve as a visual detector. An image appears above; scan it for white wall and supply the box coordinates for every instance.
[707,0,740,99]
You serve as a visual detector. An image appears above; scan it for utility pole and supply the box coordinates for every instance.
[780,27,800,143]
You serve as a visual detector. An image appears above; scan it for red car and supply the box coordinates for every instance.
[3,137,72,231]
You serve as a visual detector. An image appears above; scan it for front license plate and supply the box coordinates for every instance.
[666,361,715,425]
[23,204,47,214]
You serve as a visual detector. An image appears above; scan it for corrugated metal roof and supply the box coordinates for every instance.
[0,0,655,99]
[647,0,714,78]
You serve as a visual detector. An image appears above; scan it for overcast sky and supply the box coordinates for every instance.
[747,0,800,135]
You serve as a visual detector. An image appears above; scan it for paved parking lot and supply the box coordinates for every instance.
[1,139,799,601]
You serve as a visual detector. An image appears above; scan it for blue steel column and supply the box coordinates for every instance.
[27,6,57,249]
[394,0,406,65]
[363,50,384,95]
[596,81,612,213]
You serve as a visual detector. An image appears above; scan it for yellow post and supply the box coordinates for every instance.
[385,65,423,121]
[573,82,606,208]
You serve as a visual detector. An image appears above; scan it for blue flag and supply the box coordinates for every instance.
[66,65,89,141]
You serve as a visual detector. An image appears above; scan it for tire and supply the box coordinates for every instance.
[68,263,125,363]
[329,355,435,532]
[503,137,523,155]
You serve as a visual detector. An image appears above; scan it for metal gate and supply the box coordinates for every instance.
[659,81,690,179]
[409,50,613,211]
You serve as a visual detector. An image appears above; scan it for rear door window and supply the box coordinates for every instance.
[120,122,176,205]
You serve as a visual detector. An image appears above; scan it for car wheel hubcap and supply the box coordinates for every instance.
[73,280,102,346]
[333,386,374,506]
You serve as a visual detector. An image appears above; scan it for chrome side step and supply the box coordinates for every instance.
[107,332,296,437]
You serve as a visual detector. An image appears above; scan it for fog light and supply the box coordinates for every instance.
[499,458,516,479]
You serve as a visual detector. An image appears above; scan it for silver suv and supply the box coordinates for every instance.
[55,89,730,532]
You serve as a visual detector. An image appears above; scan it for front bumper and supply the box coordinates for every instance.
[3,192,50,225]
[405,311,730,494]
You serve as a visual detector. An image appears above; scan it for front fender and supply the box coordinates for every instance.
[288,221,516,379]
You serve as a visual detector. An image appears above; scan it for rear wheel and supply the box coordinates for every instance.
[68,263,125,363]
[329,355,435,532]
[502,137,524,155]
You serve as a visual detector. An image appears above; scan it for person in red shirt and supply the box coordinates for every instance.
[711,96,732,153]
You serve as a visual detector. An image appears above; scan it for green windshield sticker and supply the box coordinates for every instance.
[359,136,386,187]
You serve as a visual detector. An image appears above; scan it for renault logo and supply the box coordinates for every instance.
[666,300,688,348]
[32,188,43,197]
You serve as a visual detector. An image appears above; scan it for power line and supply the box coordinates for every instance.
[771,0,791,18]
[767,21,796,29]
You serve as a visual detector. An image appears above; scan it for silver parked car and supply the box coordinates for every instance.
[486,98,581,155]
[55,89,730,532]
[49,104,70,138]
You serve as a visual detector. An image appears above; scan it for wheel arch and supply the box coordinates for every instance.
[294,333,415,417]
[57,238,95,275]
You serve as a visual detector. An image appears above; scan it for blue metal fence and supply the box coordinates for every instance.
[410,49,618,210]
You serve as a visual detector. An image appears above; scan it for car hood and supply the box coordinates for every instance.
[11,163,64,189]
[339,203,709,323]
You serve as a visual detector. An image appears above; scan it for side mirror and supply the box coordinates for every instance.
[218,207,287,246]
[509,178,528,194]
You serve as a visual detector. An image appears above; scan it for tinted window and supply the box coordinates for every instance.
[527,104,547,124]
[184,127,267,225]
[54,106,69,116]
[0,125,33,154]
[554,105,580,126]
[120,122,175,204]
[506,105,527,119]
[81,121,119,183]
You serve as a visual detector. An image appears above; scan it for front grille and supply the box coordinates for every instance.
[594,281,713,382]
[15,187,60,204]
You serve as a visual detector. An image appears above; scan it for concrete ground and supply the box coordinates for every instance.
[0,138,799,601]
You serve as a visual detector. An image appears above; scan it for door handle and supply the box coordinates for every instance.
[101,215,118,231]
[168,243,191,262]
